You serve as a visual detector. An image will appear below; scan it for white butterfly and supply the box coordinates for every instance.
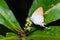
[30,7,45,27]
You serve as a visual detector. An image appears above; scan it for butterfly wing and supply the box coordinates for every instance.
[30,7,45,27]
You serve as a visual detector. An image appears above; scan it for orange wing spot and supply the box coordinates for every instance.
[33,7,44,16]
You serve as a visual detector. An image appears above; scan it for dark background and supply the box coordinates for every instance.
[0,0,33,36]
[5,0,33,27]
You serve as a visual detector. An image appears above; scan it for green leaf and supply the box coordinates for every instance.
[28,0,60,17]
[5,32,20,40]
[0,0,9,9]
[27,26,59,40]
[0,35,5,39]
[0,0,21,33]
[0,32,20,40]
[44,3,60,24]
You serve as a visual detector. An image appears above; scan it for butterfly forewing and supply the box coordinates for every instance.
[30,7,45,27]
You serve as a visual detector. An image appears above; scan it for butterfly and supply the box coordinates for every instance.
[30,7,46,27]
